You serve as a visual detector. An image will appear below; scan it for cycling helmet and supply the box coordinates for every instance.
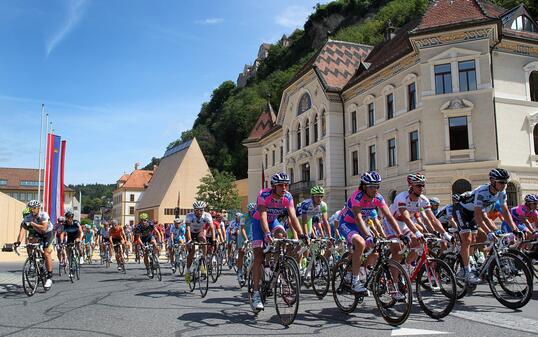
[65,210,74,218]
[247,202,256,212]
[22,207,31,216]
[193,200,207,209]
[271,172,290,186]
[173,218,182,224]
[524,194,538,203]
[27,200,41,208]
[139,213,149,220]
[360,171,382,185]
[451,194,461,202]
[110,219,119,226]
[407,173,426,185]
[310,186,325,196]
[235,212,242,218]
[489,168,510,181]
[429,197,440,206]
[57,216,66,222]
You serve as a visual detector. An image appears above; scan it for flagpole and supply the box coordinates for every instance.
[79,190,82,222]
[37,105,45,206]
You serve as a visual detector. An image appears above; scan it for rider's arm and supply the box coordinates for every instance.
[500,203,518,231]
[301,213,309,237]
[398,207,420,235]
[185,225,192,242]
[373,218,386,238]
[424,208,446,234]
[334,219,341,239]
[31,219,49,232]
[474,207,490,231]
[379,205,402,237]
[258,205,271,235]
[322,211,330,239]
[78,225,84,241]
[240,224,248,241]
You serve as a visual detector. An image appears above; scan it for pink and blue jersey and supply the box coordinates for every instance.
[510,204,538,224]
[253,188,294,223]
[339,190,386,224]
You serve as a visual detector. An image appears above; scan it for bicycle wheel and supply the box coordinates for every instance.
[210,254,219,283]
[22,258,38,297]
[178,249,186,276]
[416,258,456,319]
[373,259,412,326]
[443,253,467,299]
[312,254,330,299]
[488,252,533,309]
[508,248,534,281]
[217,250,224,278]
[75,253,80,280]
[188,263,197,292]
[198,257,209,298]
[331,257,359,313]
[153,253,162,281]
[69,250,75,283]
[58,257,63,277]
[274,258,300,326]
[105,248,111,268]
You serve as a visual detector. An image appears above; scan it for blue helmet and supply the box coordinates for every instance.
[271,172,290,186]
[360,171,382,185]
[524,194,538,203]
[247,202,256,212]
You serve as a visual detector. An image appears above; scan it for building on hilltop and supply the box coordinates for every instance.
[0,167,78,218]
[136,138,211,223]
[237,42,273,88]
[244,0,538,212]
[112,164,154,226]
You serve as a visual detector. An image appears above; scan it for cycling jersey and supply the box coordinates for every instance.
[83,230,93,243]
[389,191,431,221]
[185,212,213,234]
[253,188,294,223]
[510,204,538,223]
[228,220,241,236]
[436,205,453,225]
[63,220,81,242]
[133,223,155,238]
[459,185,507,212]
[339,190,386,224]
[298,199,328,235]
[100,227,110,239]
[170,224,186,241]
[109,227,124,239]
[22,211,53,234]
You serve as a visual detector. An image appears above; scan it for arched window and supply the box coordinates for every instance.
[511,15,538,33]
[534,124,538,155]
[389,190,397,204]
[506,182,518,208]
[297,123,301,150]
[452,179,472,194]
[530,71,538,102]
[286,129,290,153]
[297,93,311,115]
[313,114,319,142]
[321,110,326,137]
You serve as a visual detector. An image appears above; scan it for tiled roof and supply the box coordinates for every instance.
[415,0,497,32]
[289,40,372,92]
[344,20,419,91]
[0,167,73,191]
[246,102,277,141]
[118,174,129,182]
[121,170,154,189]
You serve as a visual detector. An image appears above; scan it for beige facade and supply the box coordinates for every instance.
[245,1,538,213]
[0,191,25,248]
[137,138,211,224]
[112,168,153,226]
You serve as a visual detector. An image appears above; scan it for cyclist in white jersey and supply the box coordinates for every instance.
[453,169,520,284]
[184,200,214,285]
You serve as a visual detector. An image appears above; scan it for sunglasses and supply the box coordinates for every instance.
[413,184,426,188]
[366,185,380,189]
[495,180,508,185]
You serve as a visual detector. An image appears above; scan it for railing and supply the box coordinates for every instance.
[288,180,315,194]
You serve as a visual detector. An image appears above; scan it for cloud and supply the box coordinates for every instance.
[275,6,310,28]
[194,18,224,25]
[46,0,89,56]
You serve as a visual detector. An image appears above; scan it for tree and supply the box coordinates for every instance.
[196,170,240,211]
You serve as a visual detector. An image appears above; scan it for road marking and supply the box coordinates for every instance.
[392,328,451,336]
[452,310,538,334]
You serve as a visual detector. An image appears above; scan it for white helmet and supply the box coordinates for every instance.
[193,201,207,209]
[27,200,41,208]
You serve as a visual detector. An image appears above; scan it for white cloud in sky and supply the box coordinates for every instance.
[275,5,310,28]
[46,0,89,56]
[195,18,224,25]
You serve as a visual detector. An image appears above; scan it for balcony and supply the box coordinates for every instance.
[289,180,315,195]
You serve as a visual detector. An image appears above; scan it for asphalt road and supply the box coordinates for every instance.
[0,257,537,337]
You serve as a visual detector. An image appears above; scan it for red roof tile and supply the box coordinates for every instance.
[247,102,277,141]
[0,167,73,191]
[416,0,493,32]
[119,170,153,189]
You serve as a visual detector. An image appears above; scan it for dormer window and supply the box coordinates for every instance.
[297,93,311,115]
[511,15,538,33]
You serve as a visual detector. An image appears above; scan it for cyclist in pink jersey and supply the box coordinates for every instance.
[338,171,404,294]
[250,172,305,312]
[502,194,538,240]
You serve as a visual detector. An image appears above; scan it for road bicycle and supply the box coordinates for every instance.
[247,238,301,326]
[298,238,330,299]
[142,243,161,281]
[15,243,51,296]
[65,242,81,283]
[187,242,211,297]
[332,238,413,326]
[113,242,126,274]
[172,243,187,276]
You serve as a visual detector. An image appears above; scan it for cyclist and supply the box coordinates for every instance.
[227,213,242,269]
[99,221,111,262]
[60,210,84,265]
[338,171,404,294]
[251,172,305,311]
[435,194,460,232]
[236,203,255,283]
[185,201,214,284]
[109,220,127,270]
[385,173,452,270]
[502,194,538,240]
[54,215,67,268]
[453,168,520,284]
[83,224,94,262]
[133,213,161,276]
[298,186,330,239]
[14,200,54,289]
[169,218,186,273]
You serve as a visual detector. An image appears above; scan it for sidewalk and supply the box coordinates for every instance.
[0,250,27,263]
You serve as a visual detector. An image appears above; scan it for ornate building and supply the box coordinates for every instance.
[245,1,538,212]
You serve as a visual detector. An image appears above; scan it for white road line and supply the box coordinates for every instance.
[391,327,451,336]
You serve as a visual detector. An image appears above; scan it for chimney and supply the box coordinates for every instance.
[384,20,396,41]
[134,162,140,170]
